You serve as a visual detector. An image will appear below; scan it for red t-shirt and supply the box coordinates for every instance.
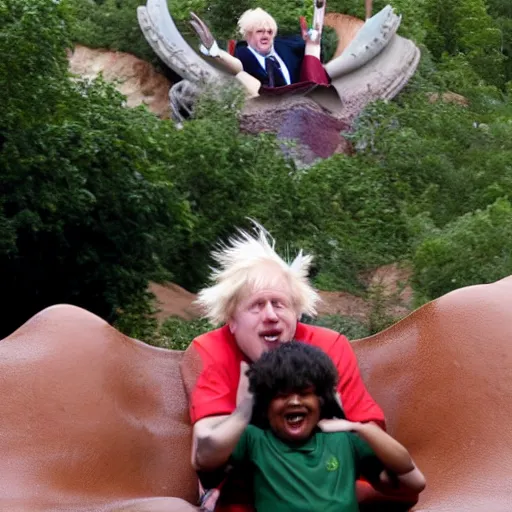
[189,322,385,426]
[188,323,386,512]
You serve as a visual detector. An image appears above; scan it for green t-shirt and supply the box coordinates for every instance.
[231,425,383,512]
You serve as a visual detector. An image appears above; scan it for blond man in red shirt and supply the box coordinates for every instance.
[187,223,385,511]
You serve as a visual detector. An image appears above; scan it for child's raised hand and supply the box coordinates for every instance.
[236,361,253,408]
[318,418,360,433]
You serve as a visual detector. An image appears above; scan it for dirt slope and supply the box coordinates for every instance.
[149,264,413,323]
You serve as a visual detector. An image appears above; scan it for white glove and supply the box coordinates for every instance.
[308,28,320,42]
[200,40,220,58]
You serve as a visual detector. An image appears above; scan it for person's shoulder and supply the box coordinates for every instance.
[319,431,365,461]
[274,34,305,51]
[295,322,349,351]
[234,43,251,58]
[345,431,376,458]
[242,425,266,450]
[245,424,264,438]
[192,324,230,346]
[235,41,248,50]
[319,430,354,445]
[190,325,240,364]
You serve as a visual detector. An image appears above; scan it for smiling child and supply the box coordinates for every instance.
[195,342,425,512]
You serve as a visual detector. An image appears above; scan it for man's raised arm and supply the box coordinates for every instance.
[192,362,253,471]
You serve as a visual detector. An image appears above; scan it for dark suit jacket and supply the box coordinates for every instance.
[234,35,306,86]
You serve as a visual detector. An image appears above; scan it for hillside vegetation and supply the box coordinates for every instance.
[1,0,511,343]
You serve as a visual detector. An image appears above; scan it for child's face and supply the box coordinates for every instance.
[267,387,320,443]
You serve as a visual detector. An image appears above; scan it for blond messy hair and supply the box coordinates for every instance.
[237,8,278,39]
[196,222,320,325]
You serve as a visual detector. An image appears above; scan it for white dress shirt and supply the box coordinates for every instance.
[247,45,292,85]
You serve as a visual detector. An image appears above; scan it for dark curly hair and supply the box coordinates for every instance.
[247,341,345,428]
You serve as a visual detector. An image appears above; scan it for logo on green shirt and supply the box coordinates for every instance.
[326,455,339,471]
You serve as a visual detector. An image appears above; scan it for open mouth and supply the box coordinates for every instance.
[260,330,281,345]
[284,410,308,432]
[285,412,306,424]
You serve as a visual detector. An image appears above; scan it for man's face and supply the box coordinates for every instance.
[268,388,321,443]
[246,27,275,55]
[228,274,298,362]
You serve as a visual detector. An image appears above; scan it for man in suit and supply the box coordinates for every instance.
[190,1,376,93]
[234,7,328,88]
[190,2,335,93]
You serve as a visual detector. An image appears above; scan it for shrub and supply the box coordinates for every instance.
[145,314,369,351]
[0,0,189,337]
[67,0,159,64]
[149,316,212,350]
[412,198,512,300]
[303,314,371,340]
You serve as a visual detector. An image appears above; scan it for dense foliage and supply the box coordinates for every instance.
[67,0,160,64]
[1,0,511,341]
[0,0,190,336]
[412,198,512,300]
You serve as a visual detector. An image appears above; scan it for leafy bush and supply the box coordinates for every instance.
[412,198,512,300]
[148,316,212,350]
[143,314,369,351]
[67,0,158,64]
[160,86,304,290]
[113,290,160,342]
[423,0,506,88]
[303,314,371,340]
[3,0,512,339]
[0,0,189,337]
[292,153,409,292]
[349,90,512,228]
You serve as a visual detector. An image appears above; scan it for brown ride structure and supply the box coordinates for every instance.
[1,276,512,511]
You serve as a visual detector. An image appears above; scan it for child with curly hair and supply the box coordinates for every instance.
[194,342,425,512]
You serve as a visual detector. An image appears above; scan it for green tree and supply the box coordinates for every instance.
[486,0,512,83]
[0,0,190,337]
[349,90,512,227]
[412,198,512,300]
[159,87,303,290]
[424,0,505,87]
[67,0,156,62]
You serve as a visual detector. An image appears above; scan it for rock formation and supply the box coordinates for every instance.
[136,0,420,164]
